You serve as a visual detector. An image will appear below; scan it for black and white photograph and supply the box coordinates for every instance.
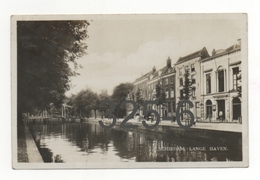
[11,14,248,169]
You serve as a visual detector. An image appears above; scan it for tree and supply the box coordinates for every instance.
[98,89,110,119]
[70,89,99,118]
[179,68,193,121]
[181,68,193,100]
[155,83,166,117]
[111,83,134,118]
[17,21,89,122]
[135,88,145,114]
[92,93,100,119]
[67,94,77,117]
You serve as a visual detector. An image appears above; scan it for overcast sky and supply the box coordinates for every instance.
[66,14,245,96]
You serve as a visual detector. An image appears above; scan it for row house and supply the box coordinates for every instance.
[133,72,150,100]
[200,40,241,122]
[132,57,176,117]
[132,39,242,123]
[161,57,176,117]
[146,65,165,115]
[175,47,210,119]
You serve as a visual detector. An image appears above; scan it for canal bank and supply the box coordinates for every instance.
[88,118,242,132]
[88,118,242,143]
[24,124,44,162]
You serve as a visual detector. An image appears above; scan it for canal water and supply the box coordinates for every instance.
[28,122,242,163]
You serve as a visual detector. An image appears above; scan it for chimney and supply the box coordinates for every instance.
[237,39,241,46]
[212,49,216,56]
[167,57,171,68]
[152,66,156,73]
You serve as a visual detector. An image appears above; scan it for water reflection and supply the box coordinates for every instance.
[29,122,242,163]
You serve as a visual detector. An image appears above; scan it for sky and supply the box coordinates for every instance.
[66,14,245,96]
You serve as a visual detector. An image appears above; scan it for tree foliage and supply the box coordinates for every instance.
[111,83,134,118]
[154,83,166,117]
[155,83,166,106]
[68,88,99,118]
[98,89,110,118]
[181,68,193,100]
[17,21,89,118]
[135,88,145,109]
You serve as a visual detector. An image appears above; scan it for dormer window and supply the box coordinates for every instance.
[191,75,195,84]
[170,77,174,84]
[165,78,168,85]
[179,68,183,76]
[191,64,195,72]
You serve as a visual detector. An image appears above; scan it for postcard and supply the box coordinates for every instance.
[11,14,248,169]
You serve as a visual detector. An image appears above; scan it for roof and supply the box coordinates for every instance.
[161,66,176,76]
[176,47,210,65]
[134,57,177,84]
[150,67,166,80]
[224,44,241,52]
[134,72,150,83]
[201,43,241,63]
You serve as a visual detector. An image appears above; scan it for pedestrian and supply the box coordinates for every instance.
[193,118,197,126]
[172,116,176,124]
[219,111,223,122]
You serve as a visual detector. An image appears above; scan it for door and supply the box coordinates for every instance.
[217,100,225,119]
[206,100,212,119]
[233,97,241,120]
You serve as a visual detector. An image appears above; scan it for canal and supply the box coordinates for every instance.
[28,122,242,163]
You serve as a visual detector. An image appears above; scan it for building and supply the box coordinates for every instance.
[132,57,175,118]
[133,72,150,100]
[175,47,210,120]
[146,66,166,116]
[161,57,176,117]
[200,39,242,122]
[132,72,151,115]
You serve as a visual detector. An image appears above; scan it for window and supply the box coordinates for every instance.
[140,90,143,98]
[192,87,196,98]
[168,102,171,113]
[218,70,224,92]
[170,87,174,98]
[191,75,196,84]
[185,65,189,71]
[233,67,239,90]
[179,68,183,76]
[165,78,168,85]
[152,88,156,97]
[206,74,211,94]
[191,64,195,72]
[180,89,183,98]
[165,88,169,98]
[179,78,183,86]
[170,77,174,84]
